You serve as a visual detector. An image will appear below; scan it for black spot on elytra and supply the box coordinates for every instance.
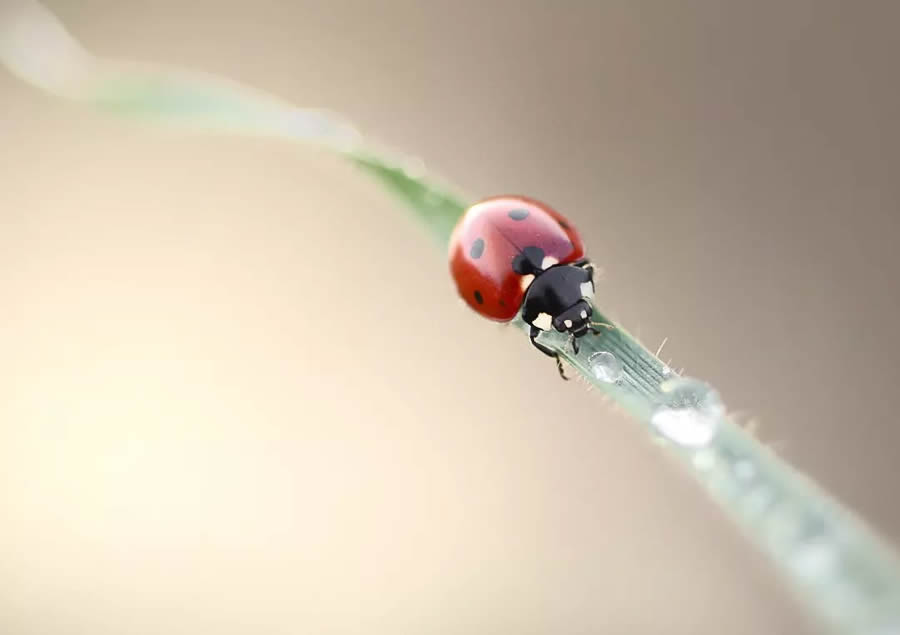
[499,299,506,307]
[508,208,529,220]
[470,237,485,259]
[473,290,484,305]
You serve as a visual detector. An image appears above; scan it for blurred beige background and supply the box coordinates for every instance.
[2,1,899,633]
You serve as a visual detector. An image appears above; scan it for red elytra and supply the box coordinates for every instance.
[448,195,585,321]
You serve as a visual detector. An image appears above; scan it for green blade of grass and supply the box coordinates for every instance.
[3,2,900,632]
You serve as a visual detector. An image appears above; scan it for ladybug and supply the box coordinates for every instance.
[449,195,607,379]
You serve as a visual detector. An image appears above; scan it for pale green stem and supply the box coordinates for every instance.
[2,2,900,632]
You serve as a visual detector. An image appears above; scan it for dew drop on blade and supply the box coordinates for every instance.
[790,537,838,581]
[650,377,724,447]
[589,351,623,383]
[733,459,756,481]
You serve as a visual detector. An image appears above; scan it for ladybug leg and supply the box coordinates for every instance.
[555,357,568,380]
[571,334,580,355]
[584,263,596,281]
[580,262,597,282]
[573,260,601,291]
[530,325,569,381]
[571,258,595,277]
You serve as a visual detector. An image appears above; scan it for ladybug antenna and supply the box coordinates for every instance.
[590,322,616,335]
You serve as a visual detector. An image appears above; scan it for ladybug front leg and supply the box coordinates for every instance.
[530,325,569,380]
[571,259,596,282]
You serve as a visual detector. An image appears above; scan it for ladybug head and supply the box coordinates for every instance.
[552,299,592,337]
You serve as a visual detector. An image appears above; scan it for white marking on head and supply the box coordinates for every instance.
[564,319,573,329]
[580,309,588,319]
[520,274,535,291]
[532,312,553,331]
[541,256,559,270]
[580,281,594,298]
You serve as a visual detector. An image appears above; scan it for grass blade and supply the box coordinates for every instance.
[3,2,900,632]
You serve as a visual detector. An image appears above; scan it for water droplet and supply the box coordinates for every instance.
[742,486,777,517]
[650,378,724,447]
[589,351,623,383]
[692,450,717,471]
[790,538,837,580]
[733,459,756,481]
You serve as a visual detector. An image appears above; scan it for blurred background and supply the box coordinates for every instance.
[2,1,899,633]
